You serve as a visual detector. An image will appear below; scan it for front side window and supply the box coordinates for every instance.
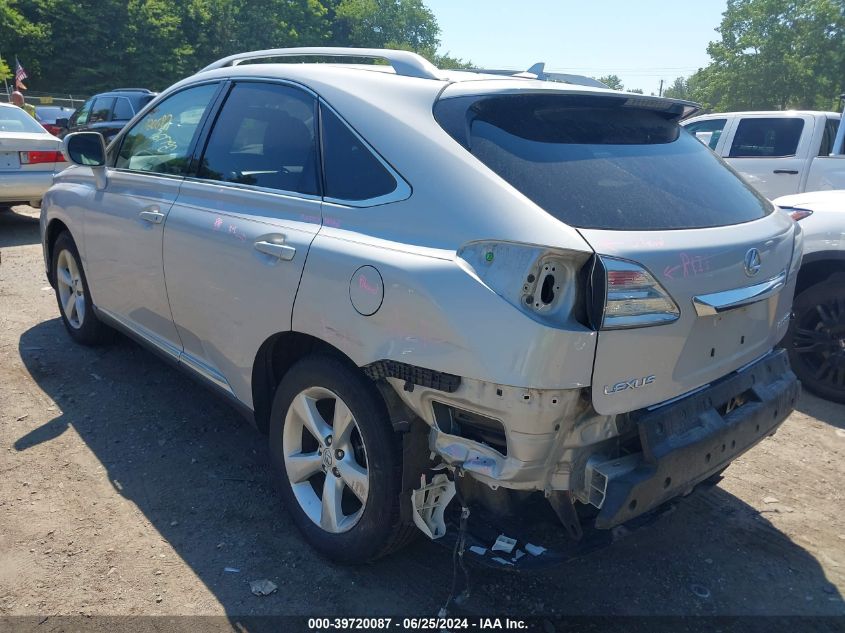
[89,97,114,124]
[684,118,726,150]
[116,83,218,175]
[434,94,772,230]
[198,82,319,195]
[321,103,396,201]
[70,99,93,127]
[729,117,804,158]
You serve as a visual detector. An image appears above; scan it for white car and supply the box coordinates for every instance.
[774,190,845,403]
[0,102,66,209]
[41,47,801,564]
[683,110,843,199]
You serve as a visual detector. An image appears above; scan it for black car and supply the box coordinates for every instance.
[58,88,157,143]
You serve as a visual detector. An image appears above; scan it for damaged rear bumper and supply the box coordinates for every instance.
[593,348,799,529]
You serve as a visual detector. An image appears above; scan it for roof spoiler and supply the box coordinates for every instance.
[458,62,611,89]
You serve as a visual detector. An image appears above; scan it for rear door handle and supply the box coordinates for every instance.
[139,209,165,224]
[254,238,296,261]
[773,169,799,175]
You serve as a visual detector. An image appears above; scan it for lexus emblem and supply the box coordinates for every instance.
[744,248,762,277]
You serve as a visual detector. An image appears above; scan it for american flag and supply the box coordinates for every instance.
[15,57,27,90]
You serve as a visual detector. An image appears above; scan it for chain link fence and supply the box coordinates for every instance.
[0,88,87,109]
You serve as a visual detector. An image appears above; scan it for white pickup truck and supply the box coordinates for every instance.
[682,110,844,199]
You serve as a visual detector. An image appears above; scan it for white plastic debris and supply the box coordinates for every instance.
[513,549,525,561]
[524,543,546,556]
[492,534,517,554]
[249,579,278,596]
[469,546,487,556]
[491,556,514,566]
[410,473,456,539]
[223,567,240,573]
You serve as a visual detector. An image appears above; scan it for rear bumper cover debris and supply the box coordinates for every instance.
[595,348,800,528]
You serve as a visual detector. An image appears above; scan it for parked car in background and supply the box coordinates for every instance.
[42,48,801,564]
[683,110,844,199]
[773,190,845,403]
[35,105,75,136]
[59,89,156,144]
[0,102,65,209]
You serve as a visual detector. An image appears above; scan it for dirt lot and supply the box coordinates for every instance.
[1,205,844,623]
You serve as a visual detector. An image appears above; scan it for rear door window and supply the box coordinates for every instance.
[434,94,771,230]
[89,97,115,124]
[198,82,320,196]
[684,118,726,150]
[728,117,804,157]
[113,97,135,121]
[819,118,840,156]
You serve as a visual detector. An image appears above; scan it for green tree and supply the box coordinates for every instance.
[598,74,624,90]
[690,0,845,111]
[663,76,691,100]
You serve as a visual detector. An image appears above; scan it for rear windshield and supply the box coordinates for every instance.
[434,94,772,230]
[0,106,47,134]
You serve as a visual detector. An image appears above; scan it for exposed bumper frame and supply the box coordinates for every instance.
[595,349,799,528]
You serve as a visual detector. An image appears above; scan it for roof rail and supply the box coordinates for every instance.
[199,47,442,80]
[111,88,155,93]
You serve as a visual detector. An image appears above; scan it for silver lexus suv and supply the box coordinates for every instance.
[41,48,802,565]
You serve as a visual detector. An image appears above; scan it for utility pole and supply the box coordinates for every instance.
[658,79,664,97]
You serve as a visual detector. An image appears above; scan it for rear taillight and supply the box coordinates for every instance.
[43,124,62,136]
[19,150,65,165]
[595,256,679,330]
[782,207,813,222]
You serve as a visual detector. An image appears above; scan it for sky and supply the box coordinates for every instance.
[425,0,728,95]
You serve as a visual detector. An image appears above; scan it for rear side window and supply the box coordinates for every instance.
[434,94,772,230]
[320,104,396,201]
[819,117,840,156]
[89,97,114,124]
[729,117,804,157]
[198,82,319,195]
[113,97,134,121]
[684,118,726,150]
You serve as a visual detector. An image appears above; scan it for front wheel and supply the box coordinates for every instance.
[786,278,845,403]
[268,355,414,563]
[51,231,112,345]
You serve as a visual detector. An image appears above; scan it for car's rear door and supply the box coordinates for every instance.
[82,82,222,358]
[721,114,814,198]
[162,80,322,404]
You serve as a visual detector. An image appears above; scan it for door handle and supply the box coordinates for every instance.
[254,239,296,261]
[773,169,799,175]
[139,210,165,224]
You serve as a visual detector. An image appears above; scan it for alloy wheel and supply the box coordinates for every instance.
[56,249,85,329]
[792,297,845,392]
[282,386,370,533]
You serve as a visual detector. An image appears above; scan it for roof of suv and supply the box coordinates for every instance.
[187,47,699,119]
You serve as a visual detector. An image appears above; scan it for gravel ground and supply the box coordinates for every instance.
[1,205,844,624]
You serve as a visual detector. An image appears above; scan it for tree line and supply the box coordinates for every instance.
[664,0,845,112]
[0,0,467,95]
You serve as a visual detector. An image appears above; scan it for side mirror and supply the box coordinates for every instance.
[55,117,68,129]
[64,132,106,167]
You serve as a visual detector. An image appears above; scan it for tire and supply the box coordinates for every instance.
[268,354,414,563]
[51,231,112,345]
[785,278,845,403]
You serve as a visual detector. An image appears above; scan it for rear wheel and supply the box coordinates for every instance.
[786,278,845,403]
[268,355,413,563]
[52,231,111,345]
